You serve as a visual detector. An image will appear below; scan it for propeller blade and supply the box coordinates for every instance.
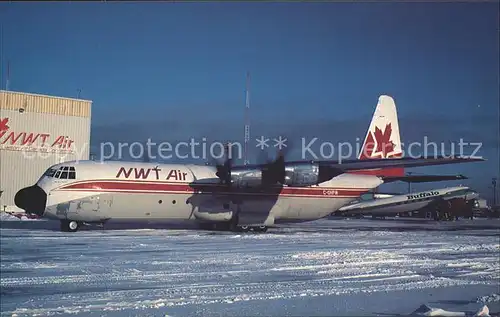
[261,138,291,186]
[214,143,232,186]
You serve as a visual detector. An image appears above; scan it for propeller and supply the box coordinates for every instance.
[214,143,232,186]
[213,137,293,187]
[261,150,286,186]
[260,137,293,186]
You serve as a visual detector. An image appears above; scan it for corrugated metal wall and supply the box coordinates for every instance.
[0,90,91,117]
[0,91,92,211]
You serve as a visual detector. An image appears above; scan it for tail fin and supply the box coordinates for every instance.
[354,95,404,176]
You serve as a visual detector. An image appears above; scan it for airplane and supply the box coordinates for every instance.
[13,95,484,233]
[335,186,479,219]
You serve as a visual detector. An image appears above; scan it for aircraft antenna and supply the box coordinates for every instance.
[6,60,9,91]
[244,71,250,165]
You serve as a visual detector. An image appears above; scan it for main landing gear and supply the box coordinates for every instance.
[198,222,268,233]
[59,220,268,233]
[235,225,268,233]
[228,212,268,233]
[60,220,80,232]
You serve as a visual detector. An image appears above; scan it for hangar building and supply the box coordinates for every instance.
[0,90,92,212]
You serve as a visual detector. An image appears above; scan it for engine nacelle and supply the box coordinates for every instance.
[230,168,264,187]
[283,163,320,186]
[229,162,329,187]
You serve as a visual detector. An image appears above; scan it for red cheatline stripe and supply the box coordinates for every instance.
[58,179,372,189]
[56,181,369,197]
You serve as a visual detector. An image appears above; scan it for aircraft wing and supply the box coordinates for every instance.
[214,156,483,188]
[313,156,484,171]
[380,174,468,183]
[235,156,484,171]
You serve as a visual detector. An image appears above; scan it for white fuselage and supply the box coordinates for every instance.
[35,160,383,226]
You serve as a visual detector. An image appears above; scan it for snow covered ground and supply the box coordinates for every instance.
[1,218,499,316]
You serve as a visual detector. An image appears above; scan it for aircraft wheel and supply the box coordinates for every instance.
[238,225,250,232]
[254,225,268,233]
[61,220,79,232]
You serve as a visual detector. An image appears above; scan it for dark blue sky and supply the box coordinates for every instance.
[1,2,499,200]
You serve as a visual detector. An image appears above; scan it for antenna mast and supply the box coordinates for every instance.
[6,60,10,91]
[244,71,250,165]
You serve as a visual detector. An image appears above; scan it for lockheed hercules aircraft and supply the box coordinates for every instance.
[14,95,484,232]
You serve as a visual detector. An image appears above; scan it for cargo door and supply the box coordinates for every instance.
[61,194,113,222]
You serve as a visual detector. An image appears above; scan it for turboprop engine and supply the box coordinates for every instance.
[228,162,343,188]
[213,144,344,188]
[284,163,321,186]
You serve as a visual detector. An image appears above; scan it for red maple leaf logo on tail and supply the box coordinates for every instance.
[0,118,9,138]
[360,123,395,159]
[373,123,395,157]
[359,132,376,159]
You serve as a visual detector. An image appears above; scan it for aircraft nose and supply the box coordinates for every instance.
[14,185,47,216]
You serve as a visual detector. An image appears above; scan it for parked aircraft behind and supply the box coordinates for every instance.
[14,95,483,232]
[336,186,478,218]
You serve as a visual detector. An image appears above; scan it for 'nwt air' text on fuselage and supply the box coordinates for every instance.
[115,167,189,181]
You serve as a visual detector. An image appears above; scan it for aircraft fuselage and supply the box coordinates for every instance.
[20,160,382,229]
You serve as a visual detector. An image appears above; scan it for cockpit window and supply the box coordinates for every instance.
[44,166,76,179]
[444,189,468,196]
[68,167,76,179]
[44,168,57,177]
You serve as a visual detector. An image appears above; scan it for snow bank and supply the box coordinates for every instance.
[0,212,40,221]
[411,304,465,316]
[411,304,494,317]
[477,294,500,304]
[0,212,21,221]
[474,305,490,317]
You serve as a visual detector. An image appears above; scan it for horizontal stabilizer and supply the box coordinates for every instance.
[381,174,468,183]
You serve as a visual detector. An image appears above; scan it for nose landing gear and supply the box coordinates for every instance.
[60,220,80,232]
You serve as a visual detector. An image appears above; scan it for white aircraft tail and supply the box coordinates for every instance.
[353,95,404,177]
